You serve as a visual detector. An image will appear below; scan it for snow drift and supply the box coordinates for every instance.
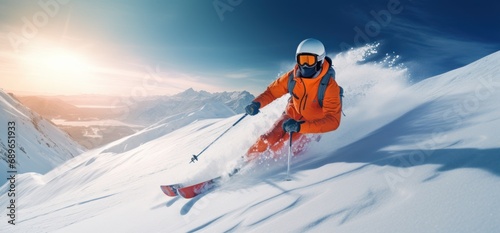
[1,46,499,232]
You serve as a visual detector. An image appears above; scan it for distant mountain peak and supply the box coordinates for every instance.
[174,88,211,99]
[183,87,196,94]
[126,89,254,125]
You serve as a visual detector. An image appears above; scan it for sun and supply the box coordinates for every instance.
[23,47,90,74]
[42,48,89,73]
[20,46,94,94]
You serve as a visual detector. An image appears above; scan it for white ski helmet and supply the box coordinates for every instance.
[296,38,326,66]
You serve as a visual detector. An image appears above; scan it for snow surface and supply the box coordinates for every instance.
[1,45,500,232]
[0,91,84,180]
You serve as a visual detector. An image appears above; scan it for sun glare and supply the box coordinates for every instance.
[44,49,88,72]
[24,47,90,73]
[20,46,94,94]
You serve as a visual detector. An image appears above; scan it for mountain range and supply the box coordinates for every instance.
[14,89,255,149]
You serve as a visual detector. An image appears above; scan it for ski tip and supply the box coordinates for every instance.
[160,185,178,197]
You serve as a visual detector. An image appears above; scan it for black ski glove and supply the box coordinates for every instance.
[245,102,261,116]
[282,119,303,133]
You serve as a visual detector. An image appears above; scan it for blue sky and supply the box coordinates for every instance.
[1,0,499,95]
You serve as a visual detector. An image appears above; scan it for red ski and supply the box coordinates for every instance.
[178,177,221,198]
[160,177,222,199]
[160,166,243,199]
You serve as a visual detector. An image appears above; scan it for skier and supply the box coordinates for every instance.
[160,39,343,198]
[244,38,342,160]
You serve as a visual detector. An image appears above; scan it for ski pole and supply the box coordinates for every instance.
[286,132,293,181]
[190,113,248,164]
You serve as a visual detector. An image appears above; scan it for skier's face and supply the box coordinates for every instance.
[299,64,318,78]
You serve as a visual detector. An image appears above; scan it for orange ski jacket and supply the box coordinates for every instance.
[253,59,342,133]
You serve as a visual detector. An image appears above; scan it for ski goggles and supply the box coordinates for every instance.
[297,53,318,67]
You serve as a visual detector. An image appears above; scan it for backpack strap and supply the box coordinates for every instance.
[317,67,345,116]
[317,67,335,108]
[287,71,297,99]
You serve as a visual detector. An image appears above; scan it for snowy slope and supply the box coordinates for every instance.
[1,46,500,232]
[0,91,84,182]
[100,101,236,155]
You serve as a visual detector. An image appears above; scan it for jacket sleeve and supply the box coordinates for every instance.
[253,71,292,109]
[300,79,342,133]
